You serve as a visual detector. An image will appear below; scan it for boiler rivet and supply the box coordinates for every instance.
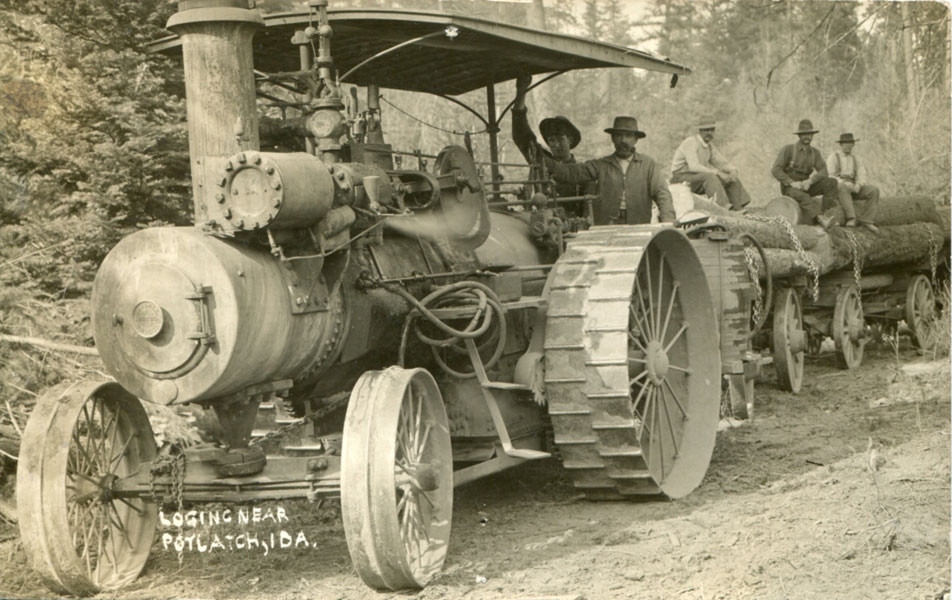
[215,193,225,203]
[225,161,234,172]
[272,181,282,190]
[266,166,275,175]
[237,153,247,164]
[217,177,227,187]
[223,208,232,219]
[296,297,305,306]
[252,154,262,165]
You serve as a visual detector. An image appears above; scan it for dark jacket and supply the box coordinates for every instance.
[771,142,829,186]
[544,152,676,225]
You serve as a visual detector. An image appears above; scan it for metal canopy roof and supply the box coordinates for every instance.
[152,8,691,96]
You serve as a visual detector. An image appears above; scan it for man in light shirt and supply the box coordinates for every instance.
[670,116,751,211]
[826,133,880,233]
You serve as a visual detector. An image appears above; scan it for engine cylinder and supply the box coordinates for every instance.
[91,227,345,405]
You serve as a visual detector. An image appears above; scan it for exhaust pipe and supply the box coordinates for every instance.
[167,0,264,223]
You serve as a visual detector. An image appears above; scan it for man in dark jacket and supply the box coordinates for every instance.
[542,116,675,225]
[770,119,839,229]
[511,76,592,218]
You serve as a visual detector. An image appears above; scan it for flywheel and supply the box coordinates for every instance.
[543,226,721,500]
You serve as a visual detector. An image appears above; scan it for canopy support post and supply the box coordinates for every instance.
[486,82,500,195]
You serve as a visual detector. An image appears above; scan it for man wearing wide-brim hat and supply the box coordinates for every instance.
[825,133,880,233]
[670,115,751,212]
[770,119,840,230]
[541,115,675,225]
[512,76,595,218]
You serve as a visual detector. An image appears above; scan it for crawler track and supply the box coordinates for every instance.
[543,226,720,500]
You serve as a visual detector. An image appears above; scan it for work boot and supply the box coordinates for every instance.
[844,218,858,228]
[860,220,880,234]
[815,214,836,231]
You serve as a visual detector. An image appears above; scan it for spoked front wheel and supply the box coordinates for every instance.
[341,367,453,591]
[772,287,805,393]
[17,381,158,596]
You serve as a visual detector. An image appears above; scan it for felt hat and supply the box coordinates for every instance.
[794,119,819,134]
[604,116,646,139]
[697,115,717,130]
[539,116,581,149]
[836,133,858,144]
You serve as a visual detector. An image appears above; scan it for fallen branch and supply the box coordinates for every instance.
[0,334,98,356]
[3,398,22,438]
[0,498,16,524]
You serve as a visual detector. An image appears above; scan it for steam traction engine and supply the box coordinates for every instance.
[16,1,726,595]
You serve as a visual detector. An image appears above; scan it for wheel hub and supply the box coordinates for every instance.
[847,317,863,341]
[788,328,806,354]
[645,341,670,384]
[98,473,119,502]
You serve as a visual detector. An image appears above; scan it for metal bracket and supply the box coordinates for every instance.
[463,338,549,460]
[185,285,216,345]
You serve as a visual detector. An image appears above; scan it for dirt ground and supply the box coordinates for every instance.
[0,342,949,600]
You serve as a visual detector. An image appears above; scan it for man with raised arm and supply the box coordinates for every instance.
[511,75,591,217]
[541,116,675,225]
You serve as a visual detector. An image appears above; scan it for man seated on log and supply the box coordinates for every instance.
[770,119,839,230]
[826,133,880,234]
[670,115,751,212]
[512,75,593,218]
[541,116,675,225]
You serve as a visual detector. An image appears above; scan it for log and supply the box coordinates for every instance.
[824,195,944,228]
[748,222,945,280]
[756,196,800,225]
[827,222,946,270]
[707,213,826,251]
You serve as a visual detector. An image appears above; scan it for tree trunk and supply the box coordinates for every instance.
[901,2,919,115]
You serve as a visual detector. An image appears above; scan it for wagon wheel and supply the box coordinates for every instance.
[728,373,754,420]
[905,274,937,349]
[17,381,158,596]
[833,284,865,369]
[341,367,453,590]
[772,287,805,393]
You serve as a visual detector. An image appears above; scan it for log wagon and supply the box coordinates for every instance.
[675,191,950,415]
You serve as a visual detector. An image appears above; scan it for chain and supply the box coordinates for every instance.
[149,450,185,511]
[843,228,864,311]
[249,393,350,447]
[744,214,820,301]
[744,246,764,326]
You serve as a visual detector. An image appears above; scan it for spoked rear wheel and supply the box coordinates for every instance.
[833,284,865,369]
[17,381,158,596]
[341,367,453,590]
[906,274,937,349]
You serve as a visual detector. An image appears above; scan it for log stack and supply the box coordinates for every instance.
[679,191,950,281]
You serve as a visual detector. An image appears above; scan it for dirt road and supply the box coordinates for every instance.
[1,343,949,600]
